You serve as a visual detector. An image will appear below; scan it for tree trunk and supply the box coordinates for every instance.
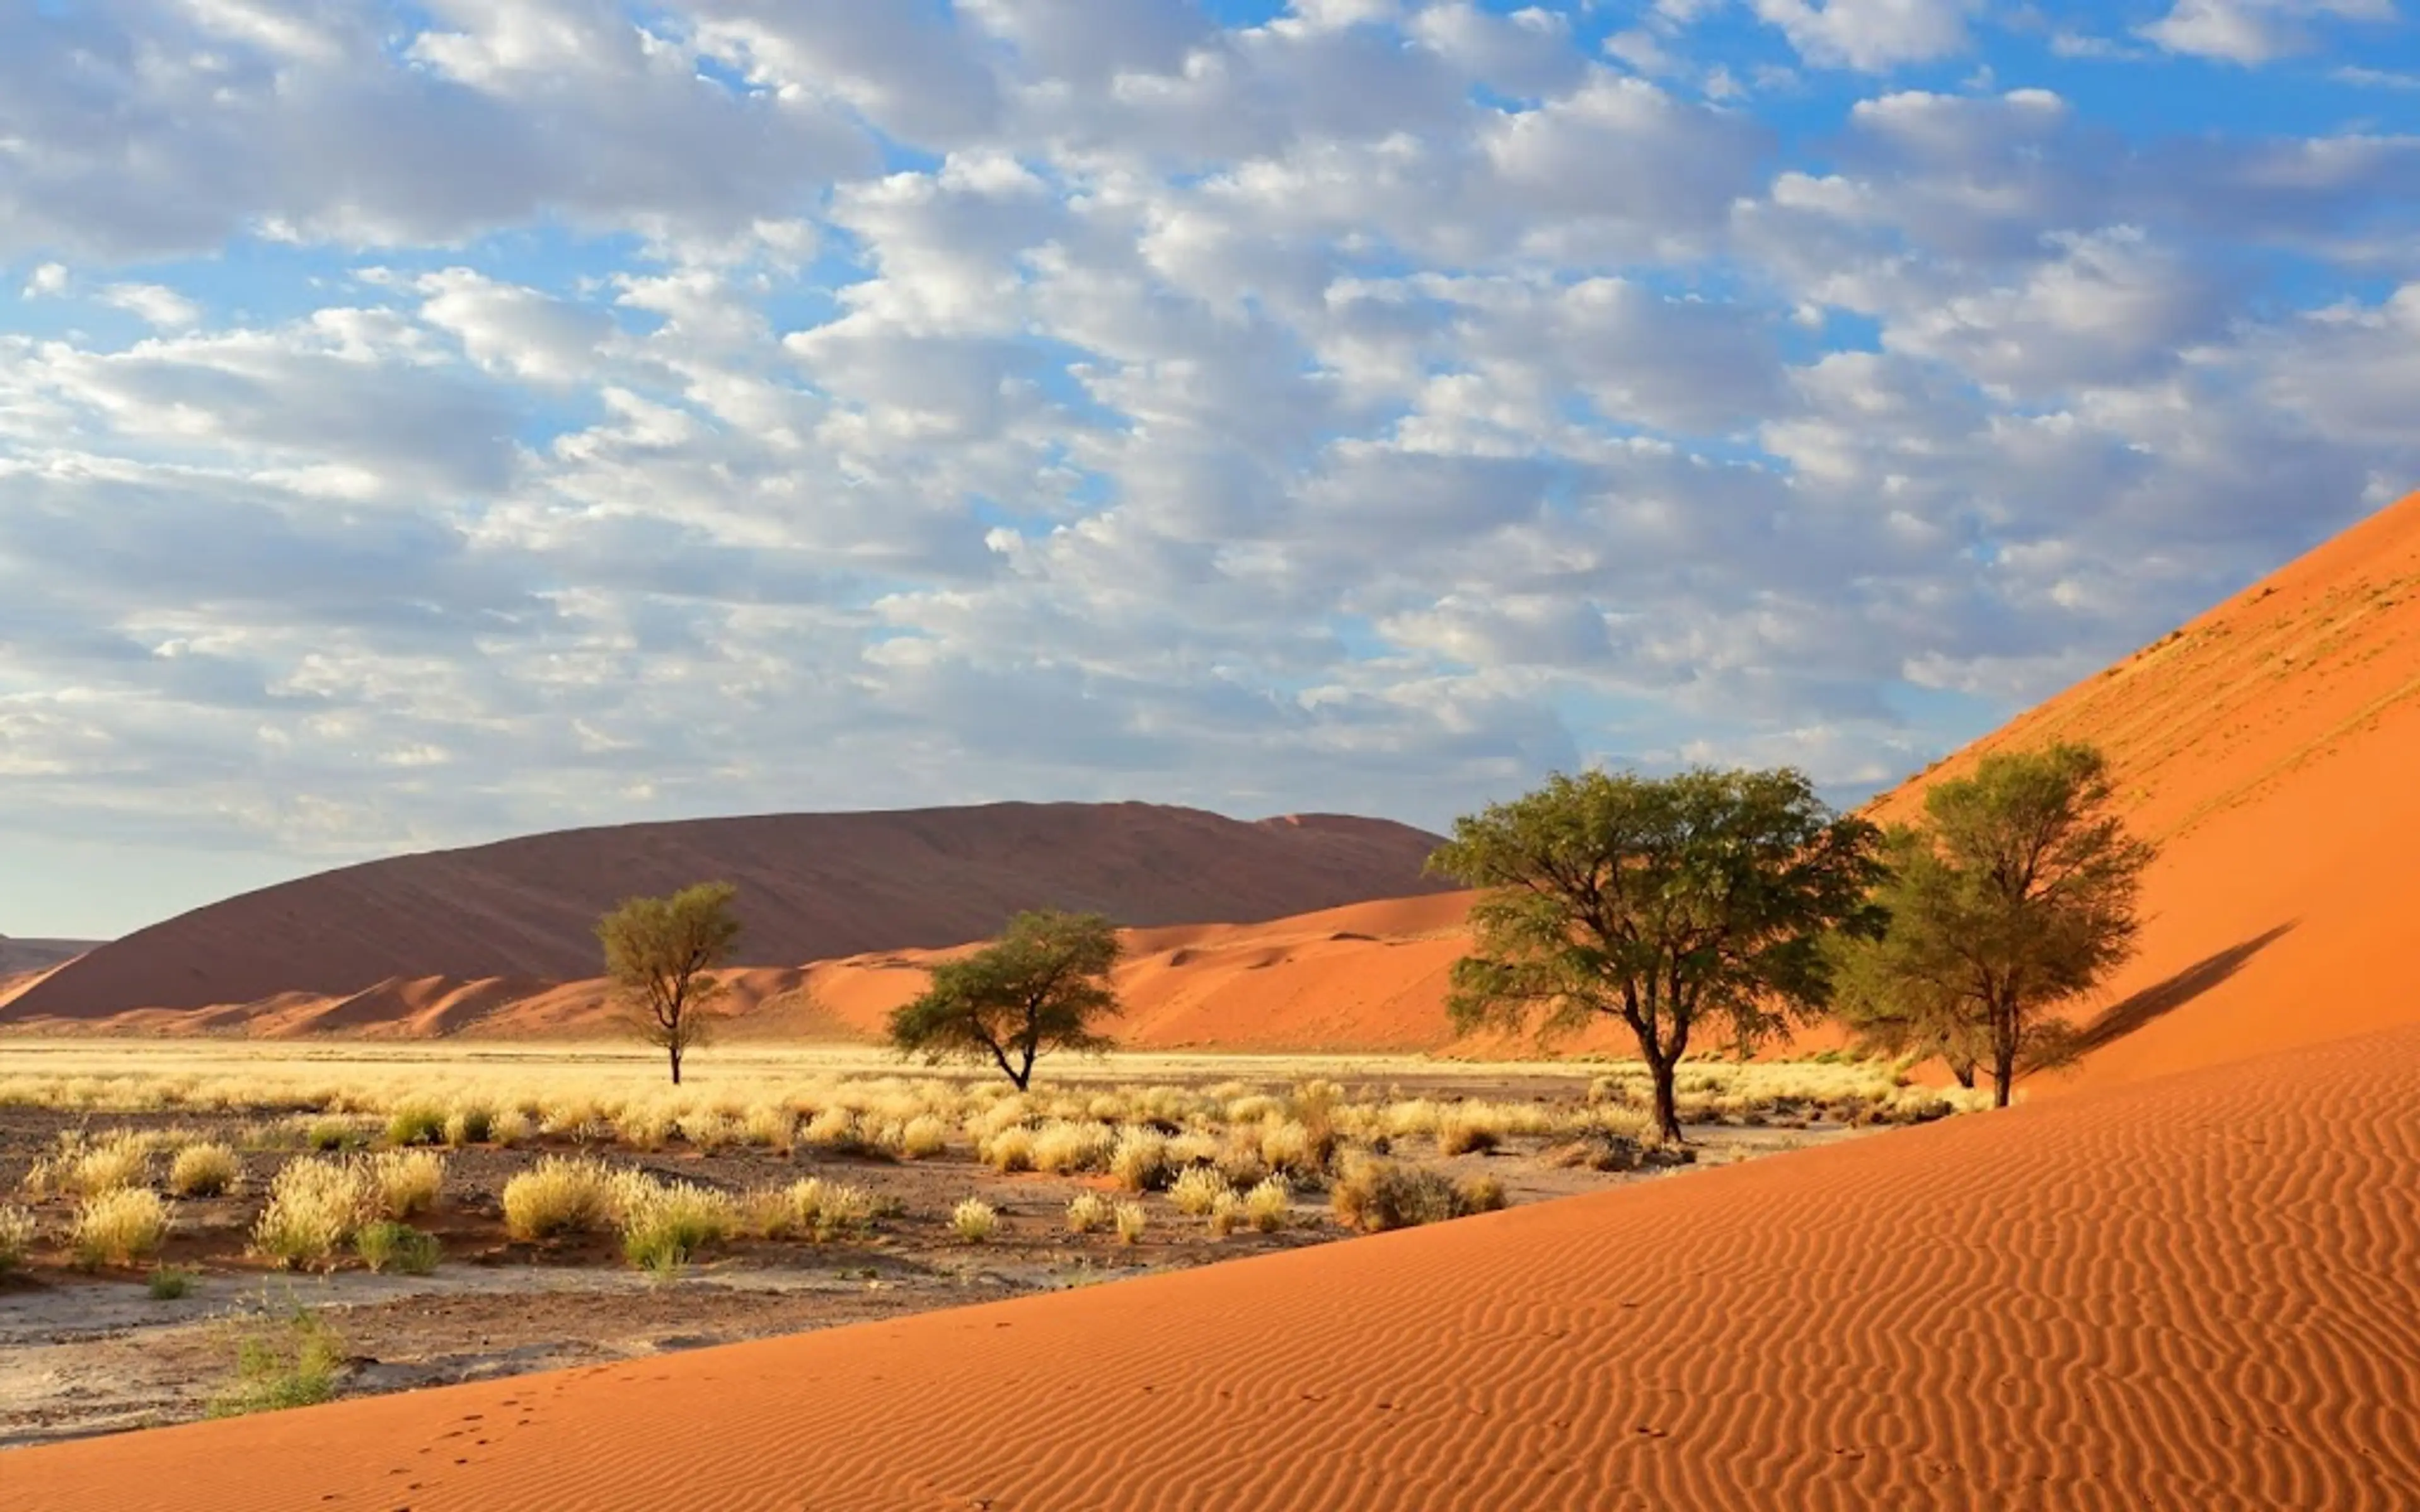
[1647,1054,1683,1147]
[1991,1040,2014,1108]
[669,1040,684,1086]
[1950,1061,1976,1090]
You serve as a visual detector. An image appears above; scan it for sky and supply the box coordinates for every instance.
[2,0,2416,940]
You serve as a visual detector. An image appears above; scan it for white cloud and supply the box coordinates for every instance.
[2141,0,2398,64]
[1752,0,1982,71]
[1,0,2415,933]
[99,284,204,330]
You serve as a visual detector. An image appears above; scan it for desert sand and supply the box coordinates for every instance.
[1,804,1449,1024]
[8,1018,2413,1510]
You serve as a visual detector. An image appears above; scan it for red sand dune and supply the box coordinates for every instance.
[11,1018,2415,1511]
[0,804,1449,1026]
[1862,488,2420,1091]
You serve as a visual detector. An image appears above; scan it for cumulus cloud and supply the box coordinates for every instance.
[0,0,2413,933]
[2140,0,2399,64]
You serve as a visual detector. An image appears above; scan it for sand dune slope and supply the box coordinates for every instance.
[11,1022,2416,1511]
[2,804,1449,1024]
[1866,488,2420,1091]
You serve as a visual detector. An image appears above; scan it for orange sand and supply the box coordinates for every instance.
[9,1019,2415,1511]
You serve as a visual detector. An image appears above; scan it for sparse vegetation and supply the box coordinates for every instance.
[618,1179,736,1277]
[1168,1164,1233,1218]
[750,1177,874,1243]
[206,1305,345,1418]
[1330,1157,1504,1234]
[889,909,1123,1090]
[147,1265,196,1300]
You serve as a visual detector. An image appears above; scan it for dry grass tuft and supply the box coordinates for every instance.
[897,1114,950,1160]
[951,1196,998,1243]
[168,1142,242,1198]
[366,1149,446,1219]
[500,1156,616,1242]
[1168,1164,1233,1218]
[618,1178,737,1276]
[1330,1156,1504,1234]
[1065,1191,1113,1235]
[0,1203,35,1272]
[251,1157,371,1269]
[72,1187,173,1268]
[1113,1200,1148,1246]
[751,1178,875,1242]
[1244,1176,1292,1232]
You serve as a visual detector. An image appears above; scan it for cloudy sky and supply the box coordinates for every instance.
[3,0,2415,938]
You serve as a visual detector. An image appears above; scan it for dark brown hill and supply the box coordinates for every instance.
[1,803,1450,1022]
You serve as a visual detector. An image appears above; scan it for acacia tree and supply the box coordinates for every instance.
[1429,767,1885,1145]
[888,909,1121,1091]
[597,881,742,1085]
[1835,743,2154,1107]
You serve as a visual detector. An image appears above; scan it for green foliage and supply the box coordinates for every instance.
[1428,767,1884,1142]
[888,909,1123,1089]
[596,881,743,1085]
[1833,743,2154,1106]
[353,1221,441,1276]
[384,1102,446,1147]
[207,1306,345,1418]
[148,1266,197,1300]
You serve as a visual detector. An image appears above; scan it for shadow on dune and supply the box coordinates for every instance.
[2073,922,2298,1054]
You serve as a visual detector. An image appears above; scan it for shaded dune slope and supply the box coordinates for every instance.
[9,1021,2415,1511]
[1,805,1449,1024]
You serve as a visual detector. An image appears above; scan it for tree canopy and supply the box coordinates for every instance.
[1834,743,2153,1106]
[596,880,742,1085]
[1428,767,1886,1143]
[888,908,1122,1090]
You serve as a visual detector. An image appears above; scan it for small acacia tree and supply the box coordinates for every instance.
[597,881,742,1085]
[1835,743,2154,1107]
[1429,767,1885,1146]
[888,909,1121,1091]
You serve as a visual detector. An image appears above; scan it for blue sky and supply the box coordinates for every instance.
[2,0,2416,939]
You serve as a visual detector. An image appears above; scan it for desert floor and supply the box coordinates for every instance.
[0,1040,1923,1447]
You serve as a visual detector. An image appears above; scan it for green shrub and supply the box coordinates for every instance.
[148,1266,197,1300]
[354,1221,441,1276]
[384,1102,446,1147]
[206,1307,345,1418]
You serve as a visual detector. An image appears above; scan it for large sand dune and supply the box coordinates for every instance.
[9,1018,2414,1511]
[0,805,1449,1025]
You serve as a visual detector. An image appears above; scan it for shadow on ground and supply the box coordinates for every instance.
[2072,922,2298,1055]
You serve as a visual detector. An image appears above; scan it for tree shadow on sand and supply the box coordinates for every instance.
[2071,922,2298,1055]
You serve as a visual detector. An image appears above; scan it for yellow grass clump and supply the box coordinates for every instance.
[251,1157,371,1269]
[951,1197,998,1243]
[1244,1176,1292,1232]
[750,1178,875,1242]
[1066,1192,1113,1235]
[618,1179,737,1276]
[500,1156,616,1242]
[1113,1200,1148,1246]
[168,1142,242,1198]
[0,1204,36,1272]
[367,1149,446,1219]
[897,1114,950,1160]
[1168,1164,1233,1218]
[72,1187,173,1268]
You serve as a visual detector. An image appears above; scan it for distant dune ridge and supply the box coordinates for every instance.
[0,935,99,975]
[0,804,1451,1026]
[9,1018,2415,1511]
[12,491,2420,1094]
